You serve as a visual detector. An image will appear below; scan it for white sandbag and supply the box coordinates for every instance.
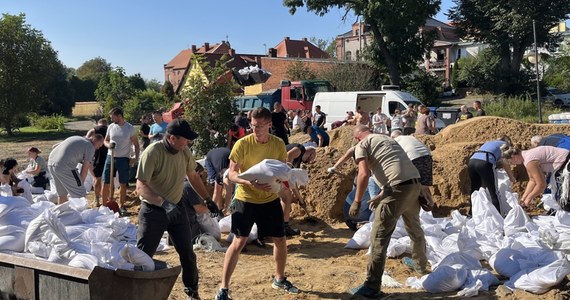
[556,210,570,227]
[444,210,467,234]
[489,248,525,277]
[80,206,116,224]
[32,194,48,203]
[0,196,31,220]
[457,226,484,261]
[83,227,113,243]
[226,224,258,243]
[237,159,291,193]
[57,210,83,226]
[197,213,221,241]
[17,180,33,203]
[0,184,13,197]
[218,215,231,233]
[0,226,25,251]
[504,204,531,236]
[110,218,130,238]
[541,194,560,211]
[27,241,50,258]
[437,252,482,271]
[119,244,154,271]
[44,189,58,204]
[422,264,468,293]
[387,236,410,258]
[464,269,499,292]
[345,222,372,249]
[68,253,99,270]
[507,259,570,294]
[288,169,309,187]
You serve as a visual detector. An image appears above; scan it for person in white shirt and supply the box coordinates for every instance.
[102,107,140,215]
[372,107,390,135]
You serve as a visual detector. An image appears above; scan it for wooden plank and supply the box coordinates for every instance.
[14,266,35,300]
[0,264,15,297]
[38,273,89,300]
[0,253,91,280]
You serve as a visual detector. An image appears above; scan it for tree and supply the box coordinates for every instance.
[76,57,111,81]
[401,70,443,106]
[286,61,316,80]
[95,67,136,114]
[129,73,146,91]
[39,63,75,116]
[544,56,570,92]
[318,62,385,91]
[161,80,176,101]
[284,0,440,86]
[448,0,570,92]
[123,90,168,124]
[180,55,238,156]
[310,37,336,58]
[145,79,162,92]
[0,13,60,135]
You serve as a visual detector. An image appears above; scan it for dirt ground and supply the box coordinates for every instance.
[2,117,570,299]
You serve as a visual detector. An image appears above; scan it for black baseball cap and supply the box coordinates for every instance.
[167,119,198,140]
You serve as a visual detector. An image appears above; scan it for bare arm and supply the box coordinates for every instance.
[86,128,95,138]
[193,204,209,214]
[80,161,91,182]
[317,134,324,147]
[354,158,370,204]
[131,135,140,161]
[333,147,355,169]
[187,170,211,200]
[521,161,547,206]
[136,179,164,206]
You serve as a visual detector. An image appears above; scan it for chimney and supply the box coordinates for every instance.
[284,36,290,41]
[304,46,310,58]
[191,45,197,52]
[228,48,235,56]
[204,42,210,51]
[302,37,308,42]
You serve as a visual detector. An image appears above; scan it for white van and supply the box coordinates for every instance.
[312,90,440,129]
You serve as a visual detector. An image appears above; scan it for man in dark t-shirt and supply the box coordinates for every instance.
[205,147,232,213]
[455,105,473,123]
[473,101,486,116]
[271,102,289,145]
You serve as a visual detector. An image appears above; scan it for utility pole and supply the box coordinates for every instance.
[533,20,543,124]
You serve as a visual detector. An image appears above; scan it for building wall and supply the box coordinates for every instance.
[180,62,209,94]
[164,67,186,93]
[336,34,372,61]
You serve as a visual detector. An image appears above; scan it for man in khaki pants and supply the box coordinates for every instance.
[347,125,427,298]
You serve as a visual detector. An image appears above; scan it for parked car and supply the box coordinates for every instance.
[544,87,570,107]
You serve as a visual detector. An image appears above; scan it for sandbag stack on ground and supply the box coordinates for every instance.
[0,195,167,272]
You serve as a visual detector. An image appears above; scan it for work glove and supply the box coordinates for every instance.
[205,198,223,219]
[327,167,336,174]
[349,201,361,218]
[368,186,393,210]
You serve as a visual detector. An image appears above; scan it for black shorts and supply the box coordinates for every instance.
[231,198,285,238]
[412,155,433,186]
[93,163,105,178]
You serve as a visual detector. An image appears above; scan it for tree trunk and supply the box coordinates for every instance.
[498,44,512,74]
[511,42,526,73]
[368,22,401,86]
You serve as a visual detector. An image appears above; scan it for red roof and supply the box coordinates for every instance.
[274,38,330,59]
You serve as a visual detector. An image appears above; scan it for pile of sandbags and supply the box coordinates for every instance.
[0,195,166,272]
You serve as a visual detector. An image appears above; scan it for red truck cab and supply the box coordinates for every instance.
[280,80,333,111]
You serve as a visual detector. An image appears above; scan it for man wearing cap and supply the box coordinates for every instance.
[347,125,427,298]
[48,134,105,204]
[136,118,213,300]
[102,107,140,215]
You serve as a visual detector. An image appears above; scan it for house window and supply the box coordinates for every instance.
[355,29,359,36]
[437,49,445,61]
[356,50,360,61]
[345,51,352,61]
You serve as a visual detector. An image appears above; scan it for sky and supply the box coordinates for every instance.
[3,0,454,82]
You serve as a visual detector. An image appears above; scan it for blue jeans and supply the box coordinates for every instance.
[343,178,381,223]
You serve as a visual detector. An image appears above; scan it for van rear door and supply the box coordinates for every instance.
[356,93,385,115]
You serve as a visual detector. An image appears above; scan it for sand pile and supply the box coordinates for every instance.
[292,118,570,222]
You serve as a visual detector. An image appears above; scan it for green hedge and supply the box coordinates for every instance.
[27,113,66,131]
[484,95,561,123]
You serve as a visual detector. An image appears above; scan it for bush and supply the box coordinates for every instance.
[123,90,170,124]
[401,70,443,106]
[27,113,66,131]
[484,95,561,123]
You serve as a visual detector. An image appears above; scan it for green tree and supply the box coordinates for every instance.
[76,57,111,81]
[401,70,443,106]
[0,13,60,135]
[448,0,570,94]
[95,67,136,114]
[129,73,146,91]
[284,0,440,86]
[309,37,336,58]
[286,60,316,80]
[451,59,460,89]
[318,62,385,91]
[543,56,570,92]
[39,63,75,116]
[161,80,176,101]
[180,55,238,156]
[145,79,162,92]
[123,90,168,124]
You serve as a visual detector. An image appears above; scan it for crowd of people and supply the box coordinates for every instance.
[2,98,569,300]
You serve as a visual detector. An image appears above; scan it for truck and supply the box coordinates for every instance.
[312,87,445,130]
[232,80,333,112]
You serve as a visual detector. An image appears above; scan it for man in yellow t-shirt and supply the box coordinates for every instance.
[215,107,298,300]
